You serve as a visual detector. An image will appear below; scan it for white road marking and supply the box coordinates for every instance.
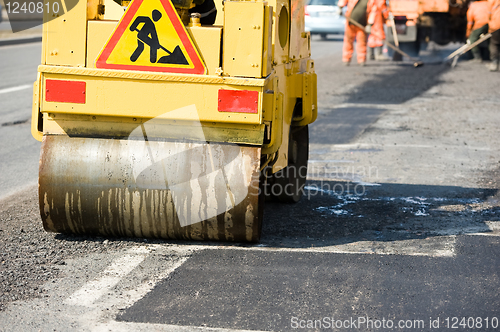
[65,247,151,307]
[323,103,398,110]
[93,321,267,332]
[436,221,500,237]
[161,238,457,257]
[77,246,193,331]
[213,236,458,257]
[308,159,355,163]
[310,142,494,152]
[0,84,31,95]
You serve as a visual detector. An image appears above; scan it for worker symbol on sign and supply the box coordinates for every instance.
[129,9,189,65]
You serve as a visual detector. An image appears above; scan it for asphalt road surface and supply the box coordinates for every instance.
[0,38,499,332]
[0,42,41,200]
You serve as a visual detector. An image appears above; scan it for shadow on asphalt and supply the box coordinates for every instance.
[260,180,499,247]
[344,63,449,104]
[56,179,498,248]
[309,107,386,144]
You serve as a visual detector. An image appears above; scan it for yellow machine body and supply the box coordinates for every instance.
[32,0,317,242]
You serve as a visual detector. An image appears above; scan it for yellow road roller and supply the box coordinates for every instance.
[31,0,317,242]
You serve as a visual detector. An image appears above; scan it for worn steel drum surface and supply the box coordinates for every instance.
[39,135,263,242]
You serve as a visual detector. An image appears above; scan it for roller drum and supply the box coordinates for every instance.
[39,135,263,242]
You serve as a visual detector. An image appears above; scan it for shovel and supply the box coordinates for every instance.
[444,33,493,68]
[388,13,402,61]
[131,27,189,65]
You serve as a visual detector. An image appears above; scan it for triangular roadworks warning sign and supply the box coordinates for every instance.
[96,0,206,74]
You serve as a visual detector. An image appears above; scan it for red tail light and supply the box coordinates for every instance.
[218,89,259,114]
[45,80,86,104]
[305,6,310,16]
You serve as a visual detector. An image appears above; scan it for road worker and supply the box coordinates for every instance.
[130,10,163,63]
[338,0,377,66]
[466,0,489,61]
[488,0,500,70]
[367,0,389,61]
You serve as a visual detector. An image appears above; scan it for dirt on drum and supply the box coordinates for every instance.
[39,135,263,242]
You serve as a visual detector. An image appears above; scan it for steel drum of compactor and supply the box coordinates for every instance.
[39,135,263,242]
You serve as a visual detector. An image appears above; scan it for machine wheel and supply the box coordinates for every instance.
[271,125,309,203]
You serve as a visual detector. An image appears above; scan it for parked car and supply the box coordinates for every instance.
[305,0,345,39]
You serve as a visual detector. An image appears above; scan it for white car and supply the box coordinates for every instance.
[305,0,345,39]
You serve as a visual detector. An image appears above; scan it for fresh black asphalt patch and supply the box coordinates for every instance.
[117,236,499,331]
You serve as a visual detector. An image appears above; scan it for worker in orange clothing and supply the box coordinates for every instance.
[466,0,490,61]
[488,0,500,70]
[338,0,377,66]
[367,0,389,61]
